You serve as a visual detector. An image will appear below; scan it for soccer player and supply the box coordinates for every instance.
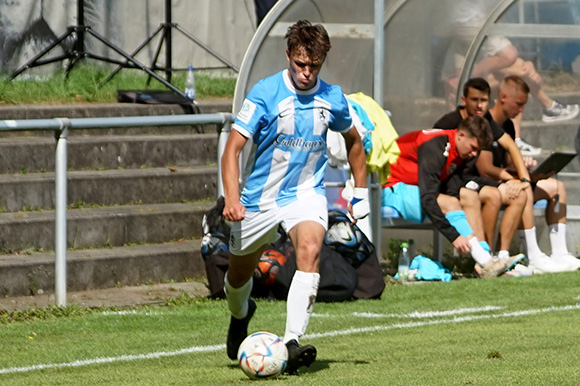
[382,115,521,277]
[221,20,369,374]
[433,78,528,268]
[477,76,580,272]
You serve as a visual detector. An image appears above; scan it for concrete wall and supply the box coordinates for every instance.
[0,0,258,73]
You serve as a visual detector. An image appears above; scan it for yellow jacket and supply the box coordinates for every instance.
[347,92,400,185]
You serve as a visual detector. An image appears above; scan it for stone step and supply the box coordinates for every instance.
[0,100,232,120]
[0,133,218,174]
[0,101,229,302]
[0,201,212,253]
[0,240,206,297]
[0,100,233,137]
[520,119,580,158]
[0,166,217,212]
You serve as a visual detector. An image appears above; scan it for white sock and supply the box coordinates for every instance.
[519,227,544,261]
[497,250,510,260]
[283,270,320,344]
[469,237,491,266]
[549,223,569,256]
[224,274,252,320]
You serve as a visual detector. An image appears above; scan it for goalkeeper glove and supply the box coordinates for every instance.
[350,187,370,220]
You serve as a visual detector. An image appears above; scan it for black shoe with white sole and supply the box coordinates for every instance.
[226,299,257,360]
[284,339,317,374]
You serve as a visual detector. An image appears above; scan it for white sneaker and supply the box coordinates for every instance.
[504,263,534,277]
[551,253,580,271]
[515,137,542,156]
[528,253,570,274]
[475,258,509,278]
[542,102,580,123]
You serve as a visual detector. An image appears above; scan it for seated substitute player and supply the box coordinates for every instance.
[382,115,521,277]
[477,75,580,272]
[221,20,369,374]
[433,77,528,265]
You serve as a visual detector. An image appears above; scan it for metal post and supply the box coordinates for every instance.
[217,119,232,198]
[55,119,70,307]
[373,0,384,107]
[372,0,385,259]
[164,0,173,82]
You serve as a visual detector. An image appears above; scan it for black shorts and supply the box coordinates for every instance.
[442,173,499,197]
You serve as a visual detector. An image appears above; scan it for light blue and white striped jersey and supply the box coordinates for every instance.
[233,69,352,211]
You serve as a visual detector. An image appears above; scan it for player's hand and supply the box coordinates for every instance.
[523,156,537,169]
[223,199,246,222]
[499,180,525,199]
[452,235,471,254]
[348,187,370,223]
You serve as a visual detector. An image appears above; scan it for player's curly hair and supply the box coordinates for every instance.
[458,115,493,149]
[285,20,331,63]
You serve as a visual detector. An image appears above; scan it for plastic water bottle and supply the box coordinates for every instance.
[398,242,410,281]
[185,66,196,100]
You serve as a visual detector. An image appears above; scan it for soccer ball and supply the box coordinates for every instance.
[237,331,288,379]
[254,249,287,287]
[325,210,375,268]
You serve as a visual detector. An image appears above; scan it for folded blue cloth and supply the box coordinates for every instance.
[409,255,452,282]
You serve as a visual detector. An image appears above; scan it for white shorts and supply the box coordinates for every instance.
[229,194,328,256]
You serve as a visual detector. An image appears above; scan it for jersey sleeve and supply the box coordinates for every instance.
[329,90,353,133]
[417,137,461,243]
[432,111,461,130]
[489,120,505,143]
[232,81,268,139]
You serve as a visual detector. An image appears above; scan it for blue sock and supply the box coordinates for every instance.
[445,210,473,237]
[480,241,491,253]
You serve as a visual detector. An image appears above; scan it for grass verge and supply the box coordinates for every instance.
[0,65,236,105]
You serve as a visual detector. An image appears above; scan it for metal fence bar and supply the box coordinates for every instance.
[0,113,235,306]
[55,119,70,306]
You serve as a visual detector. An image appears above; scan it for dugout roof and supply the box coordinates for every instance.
[234,0,580,133]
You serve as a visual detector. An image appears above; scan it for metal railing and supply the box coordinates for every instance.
[0,113,235,306]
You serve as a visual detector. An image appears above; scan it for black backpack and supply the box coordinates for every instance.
[270,238,358,302]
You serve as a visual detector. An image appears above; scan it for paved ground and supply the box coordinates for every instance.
[0,281,210,311]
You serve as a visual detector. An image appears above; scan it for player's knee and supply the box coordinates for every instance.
[482,186,501,206]
[499,45,519,67]
[459,188,479,206]
[513,191,527,207]
[556,180,566,195]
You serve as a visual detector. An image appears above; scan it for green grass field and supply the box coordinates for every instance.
[1,272,580,385]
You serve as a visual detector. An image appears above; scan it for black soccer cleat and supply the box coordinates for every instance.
[284,339,317,374]
[226,299,257,360]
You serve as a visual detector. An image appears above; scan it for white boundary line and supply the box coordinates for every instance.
[1,303,579,375]
[312,305,503,319]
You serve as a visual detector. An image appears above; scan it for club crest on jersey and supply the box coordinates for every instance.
[318,108,327,123]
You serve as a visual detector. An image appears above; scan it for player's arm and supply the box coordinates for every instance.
[476,149,514,181]
[221,130,248,222]
[343,127,367,188]
[343,127,369,221]
[497,133,530,181]
[477,149,527,199]
[417,139,461,244]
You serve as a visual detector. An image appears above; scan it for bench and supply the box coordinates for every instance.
[326,166,552,261]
